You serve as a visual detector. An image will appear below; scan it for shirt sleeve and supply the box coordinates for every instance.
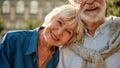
[0,32,15,68]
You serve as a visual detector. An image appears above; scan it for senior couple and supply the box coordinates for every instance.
[0,0,120,68]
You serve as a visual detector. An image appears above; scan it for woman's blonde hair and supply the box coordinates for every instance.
[42,4,84,46]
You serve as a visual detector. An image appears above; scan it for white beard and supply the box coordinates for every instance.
[80,1,106,23]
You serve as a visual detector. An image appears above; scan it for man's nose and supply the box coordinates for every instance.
[86,0,95,4]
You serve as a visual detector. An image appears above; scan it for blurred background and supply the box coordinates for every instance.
[0,0,120,41]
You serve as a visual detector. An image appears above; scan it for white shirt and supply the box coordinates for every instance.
[57,16,120,68]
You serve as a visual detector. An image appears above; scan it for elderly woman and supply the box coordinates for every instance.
[0,4,83,68]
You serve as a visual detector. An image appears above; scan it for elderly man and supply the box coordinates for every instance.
[57,0,120,68]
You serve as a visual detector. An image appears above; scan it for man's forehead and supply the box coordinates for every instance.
[73,0,105,1]
[69,0,107,5]
[70,0,106,2]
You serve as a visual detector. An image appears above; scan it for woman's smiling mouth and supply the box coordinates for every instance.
[50,31,59,41]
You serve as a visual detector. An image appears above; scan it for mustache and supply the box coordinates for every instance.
[82,2,101,11]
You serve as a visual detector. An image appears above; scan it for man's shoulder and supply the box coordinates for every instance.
[112,16,120,23]
[107,16,120,24]
[107,16,120,34]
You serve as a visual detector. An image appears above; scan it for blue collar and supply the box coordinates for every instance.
[25,27,41,55]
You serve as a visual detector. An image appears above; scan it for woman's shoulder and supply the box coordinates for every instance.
[2,30,35,42]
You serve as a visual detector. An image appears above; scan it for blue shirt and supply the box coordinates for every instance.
[0,27,59,68]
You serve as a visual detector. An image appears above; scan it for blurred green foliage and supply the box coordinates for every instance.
[24,19,42,30]
[106,0,120,17]
[0,18,4,32]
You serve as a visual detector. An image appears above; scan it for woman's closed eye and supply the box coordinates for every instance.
[58,20,62,26]
[65,29,72,35]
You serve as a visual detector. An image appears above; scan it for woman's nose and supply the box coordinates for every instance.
[57,28,64,35]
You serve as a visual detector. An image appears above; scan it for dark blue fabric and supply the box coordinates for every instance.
[0,27,59,68]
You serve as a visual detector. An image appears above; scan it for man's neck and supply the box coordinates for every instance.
[87,23,100,36]
[84,19,105,37]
